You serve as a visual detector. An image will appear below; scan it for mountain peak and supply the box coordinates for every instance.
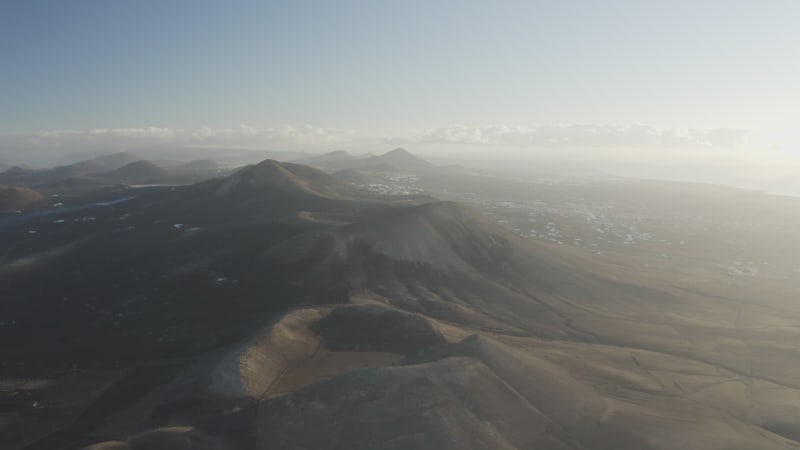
[106,160,167,179]
[3,165,33,175]
[380,148,435,170]
[210,159,353,201]
[91,152,140,169]
[309,150,355,162]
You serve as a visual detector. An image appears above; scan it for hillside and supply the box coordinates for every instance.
[0,185,45,212]
[95,160,168,183]
[90,152,140,169]
[380,147,436,171]
[182,159,362,213]
[0,153,141,187]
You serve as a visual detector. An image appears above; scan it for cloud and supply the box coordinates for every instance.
[87,126,179,139]
[4,124,751,155]
[0,124,355,152]
[0,122,756,167]
[388,124,751,148]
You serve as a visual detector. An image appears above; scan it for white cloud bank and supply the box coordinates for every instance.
[12,124,355,150]
[386,124,751,149]
[1,122,775,169]
[4,123,751,153]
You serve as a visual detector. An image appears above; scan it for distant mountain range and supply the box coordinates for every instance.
[0,148,441,195]
[0,152,235,189]
[97,160,168,183]
[0,152,140,186]
[304,148,436,173]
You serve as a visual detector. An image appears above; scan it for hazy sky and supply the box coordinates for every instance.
[1,1,799,161]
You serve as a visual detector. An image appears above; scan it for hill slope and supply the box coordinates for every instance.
[94,160,168,183]
[0,153,141,187]
[0,185,45,212]
[174,159,366,221]
[380,147,436,171]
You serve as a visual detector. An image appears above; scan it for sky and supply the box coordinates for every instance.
[1,1,799,165]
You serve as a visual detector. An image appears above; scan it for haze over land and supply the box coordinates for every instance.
[2,1,800,449]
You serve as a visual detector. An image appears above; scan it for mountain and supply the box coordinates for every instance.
[0,185,45,212]
[0,153,143,187]
[94,160,169,183]
[307,150,355,163]
[0,167,39,188]
[306,148,437,173]
[47,160,110,179]
[48,153,142,180]
[0,154,232,190]
[122,147,312,165]
[0,163,96,186]
[90,152,140,169]
[380,147,436,171]
[54,151,140,166]
[2,158,800,449]
[193,159,357,201]
[4,165,34,174]
[167,159,369,224]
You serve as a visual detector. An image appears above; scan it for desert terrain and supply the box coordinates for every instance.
[1,151,799,449]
